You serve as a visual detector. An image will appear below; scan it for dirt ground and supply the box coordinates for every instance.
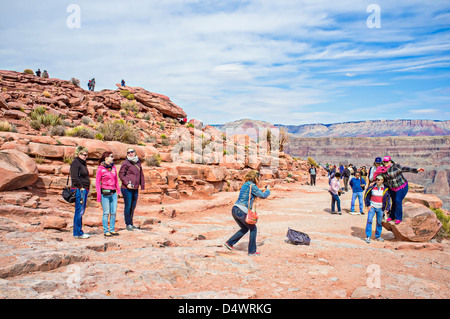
[0,178,449,300]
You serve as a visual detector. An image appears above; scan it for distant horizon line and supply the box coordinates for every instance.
[209,118,450,127]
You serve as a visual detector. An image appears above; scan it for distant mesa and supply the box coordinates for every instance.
[212,118,450,138]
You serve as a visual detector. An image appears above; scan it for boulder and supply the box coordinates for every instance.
[203,166,227,182]
[42,216,67,230]
[0,95,9,109]
[382,202,442,242]
[134,89,187,118]
[0,150,38,191]
[404,192,443,209]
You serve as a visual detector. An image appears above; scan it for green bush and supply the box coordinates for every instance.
[432,208,450,240]
[23,69,34,75]
[97,119,140,144]
[49,125,66,136]
[145,154,162,167]
[66,126,96,139]
[0,121,12,132]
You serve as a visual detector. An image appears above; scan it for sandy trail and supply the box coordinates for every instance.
[1,179,449,299]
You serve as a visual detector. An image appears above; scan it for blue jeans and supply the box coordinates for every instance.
[365,207,384,238]
[351,191,364,213]
[226,206,257,254]
[101,192,117,233]
[331,193,341,212]
[73,188,89,236]
[121,188,139,226]
[389,184,408,221]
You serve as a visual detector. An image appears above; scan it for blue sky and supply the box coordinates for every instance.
[1,0,449,125]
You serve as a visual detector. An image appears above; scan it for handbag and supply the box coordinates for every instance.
[286,228,311,245]
[62,175,76,203]
[245,184,258,225]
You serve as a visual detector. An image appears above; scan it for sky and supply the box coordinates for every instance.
[1,0,449,125]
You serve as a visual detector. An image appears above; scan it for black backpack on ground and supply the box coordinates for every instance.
[286,228,311,246]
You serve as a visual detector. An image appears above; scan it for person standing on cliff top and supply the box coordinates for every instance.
[374,156,424,224]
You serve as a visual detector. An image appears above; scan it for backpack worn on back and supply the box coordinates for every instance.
[286,228,311,245]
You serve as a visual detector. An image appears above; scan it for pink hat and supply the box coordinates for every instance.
[383,156,391,162]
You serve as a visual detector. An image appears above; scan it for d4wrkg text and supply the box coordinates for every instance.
[178,303,272,316]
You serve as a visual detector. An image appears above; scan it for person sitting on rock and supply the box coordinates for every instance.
[364,175,391,244]
[42,70,49,78]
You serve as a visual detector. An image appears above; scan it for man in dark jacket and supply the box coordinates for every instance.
[363,175,391,243]
[119,148,145,230]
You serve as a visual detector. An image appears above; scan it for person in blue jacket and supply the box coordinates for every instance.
[224,170,270,256]
[349,171,366,215]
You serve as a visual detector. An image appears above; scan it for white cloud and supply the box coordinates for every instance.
[1,0,449,125]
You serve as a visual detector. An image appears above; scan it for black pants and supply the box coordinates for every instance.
[310,174,316,186]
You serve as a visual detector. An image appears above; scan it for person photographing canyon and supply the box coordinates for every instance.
[224,171,271,256]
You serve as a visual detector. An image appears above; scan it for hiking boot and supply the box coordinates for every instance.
[365,237,371,244]
[386,218,393,222]
[110,231,119,236]
[104,232,112,237]
[375,237,384,242]
[248,252,260,256]
[224,242,235,250]
[74,234,90,239]
[126,225,134,231]
[395,220,402,225]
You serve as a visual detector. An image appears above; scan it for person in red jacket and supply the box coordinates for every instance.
[118,148,145,231]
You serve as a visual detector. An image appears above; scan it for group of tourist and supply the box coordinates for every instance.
[70,146,145,239]
[326,156,424,243]
[68,146,424,254]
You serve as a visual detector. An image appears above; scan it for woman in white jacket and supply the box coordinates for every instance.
[329,172,342,215]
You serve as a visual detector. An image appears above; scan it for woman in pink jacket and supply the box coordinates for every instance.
[95,151,121,237]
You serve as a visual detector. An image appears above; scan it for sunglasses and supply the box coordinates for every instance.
[127,150,135,154]
[80,153,88,156]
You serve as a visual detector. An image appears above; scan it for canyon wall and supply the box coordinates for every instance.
[285,136,450,209]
